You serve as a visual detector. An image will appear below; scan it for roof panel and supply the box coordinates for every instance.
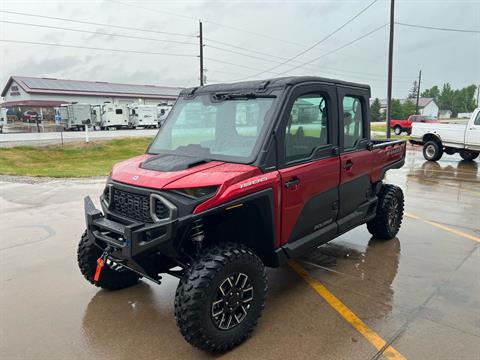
[14,76,182,98]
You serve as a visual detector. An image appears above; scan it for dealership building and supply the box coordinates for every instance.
[1,76,183,121]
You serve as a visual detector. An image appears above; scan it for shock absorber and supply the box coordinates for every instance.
[190,219,205,255]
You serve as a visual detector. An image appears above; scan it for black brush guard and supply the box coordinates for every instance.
[84,196,178,259]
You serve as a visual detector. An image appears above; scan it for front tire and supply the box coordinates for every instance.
[423,140,443,161]
[77,231,140,290]
[367,185,404,240]
[394,126,402,135]
[175,243,267,352]
[460,150,479,161]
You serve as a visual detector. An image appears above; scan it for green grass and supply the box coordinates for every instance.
[0,137,153,177]
[370,124,410,140]
[371,123,387,132]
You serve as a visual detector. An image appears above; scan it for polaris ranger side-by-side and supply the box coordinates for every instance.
[78,77,406,352]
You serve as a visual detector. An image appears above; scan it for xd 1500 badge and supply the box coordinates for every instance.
[240,176,268,189]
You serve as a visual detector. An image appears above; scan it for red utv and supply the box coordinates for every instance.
[78,76,406,352]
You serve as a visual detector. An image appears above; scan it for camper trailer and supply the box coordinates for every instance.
[129,104,158,128]
[157,104,172,127]
[91,105,102,129]
[57,104,93,131]
[100,103,129,130]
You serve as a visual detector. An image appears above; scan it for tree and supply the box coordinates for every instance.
[421,85,440,99]
[390,99,403,119]
[370,98,382,122]
[437,83,454,112]
[402,99,416,118]
[408,81,419,100]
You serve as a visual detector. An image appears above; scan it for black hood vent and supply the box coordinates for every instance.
[141,154,209,172]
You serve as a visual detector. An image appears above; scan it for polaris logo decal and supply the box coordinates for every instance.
[240,177,268,189]
[387,147,403,156]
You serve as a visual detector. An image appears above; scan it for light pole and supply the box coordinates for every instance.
[386,0,395,138]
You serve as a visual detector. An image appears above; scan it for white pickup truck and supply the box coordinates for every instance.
[410,108,480,161]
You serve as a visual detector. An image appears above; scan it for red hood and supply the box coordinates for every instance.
[111,154,260,190]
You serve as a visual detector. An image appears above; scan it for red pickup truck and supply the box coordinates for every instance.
[79,76,406,352]
[390,115,437,135]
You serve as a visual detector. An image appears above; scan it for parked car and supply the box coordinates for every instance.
[410,107,480,161]
[23,110,43,122]
[78,76,406,352]
[390,114,437,135]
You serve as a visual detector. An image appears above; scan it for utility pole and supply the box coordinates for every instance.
[386,0,395,138]
[199,20,204,86]
[415,70,422,115]
[477,84,479,106]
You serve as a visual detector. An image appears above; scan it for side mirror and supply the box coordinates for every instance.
[332,147,340,156]
[367,142,374,151]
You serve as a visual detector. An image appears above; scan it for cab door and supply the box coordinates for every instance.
[465,110,480,150]
[277,83,340,255]
[337,86,374,233]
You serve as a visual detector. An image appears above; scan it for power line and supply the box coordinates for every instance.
[205,44,291,64]
[396,22,480,34]
[0,20,198,45]
[0,39,197,57]
[108,0,308,48]
[237,0,380,80]
[0,10,196,38]
[272,23,390,76]
[204,40,414,80]
[2,17,409,82]
[204,57,282,74]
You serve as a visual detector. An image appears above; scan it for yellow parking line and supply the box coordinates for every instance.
[289,260,406,360]
[405,213,480,243]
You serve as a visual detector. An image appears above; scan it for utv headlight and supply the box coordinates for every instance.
[175,186,218,199]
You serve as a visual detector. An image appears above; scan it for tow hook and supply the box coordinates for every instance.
[94,246,114,282]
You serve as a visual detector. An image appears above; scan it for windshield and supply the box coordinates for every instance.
[148,93,277,163]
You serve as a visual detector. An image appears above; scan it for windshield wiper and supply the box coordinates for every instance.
[213,92,276,101]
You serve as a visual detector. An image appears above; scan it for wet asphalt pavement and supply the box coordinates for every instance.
[1,147,479,360]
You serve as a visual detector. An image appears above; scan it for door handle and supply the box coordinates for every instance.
[284,177,301,189]
[343,160,353,171]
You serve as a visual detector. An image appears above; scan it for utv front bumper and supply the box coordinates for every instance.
[84,196,178,259]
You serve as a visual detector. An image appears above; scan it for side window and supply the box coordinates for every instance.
[285,94,328,163]
[475,112,480,126]
[343,96,364,149]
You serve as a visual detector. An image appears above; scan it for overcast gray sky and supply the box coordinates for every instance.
[0,0,479,98]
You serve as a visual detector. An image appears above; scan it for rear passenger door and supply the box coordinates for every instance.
[337,86,373,233]
[277,83,340,251]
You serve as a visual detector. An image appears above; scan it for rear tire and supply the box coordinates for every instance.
[77,231,140,290]
[175,243,267,352]
[423,140,443,161]
[459,151,479,161]
[394,126,402,135]
[367,185,404,240]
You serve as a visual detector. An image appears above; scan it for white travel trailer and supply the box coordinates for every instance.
[57,104,93,131]
[129,104,158,128]
[157,104,172,126]
[0,108,7,133]
[91,105,102,129]
[100,103,129,130]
